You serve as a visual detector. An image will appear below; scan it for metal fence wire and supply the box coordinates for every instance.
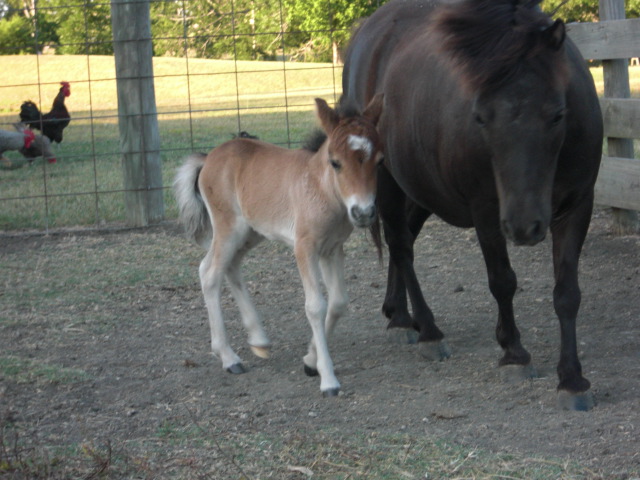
[1,0,382,232]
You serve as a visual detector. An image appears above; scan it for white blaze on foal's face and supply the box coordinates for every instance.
[347,134,373,159]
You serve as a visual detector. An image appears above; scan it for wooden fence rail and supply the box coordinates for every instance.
[567,9,640,231]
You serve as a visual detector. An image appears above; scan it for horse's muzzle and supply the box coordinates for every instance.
[501,218,546,246]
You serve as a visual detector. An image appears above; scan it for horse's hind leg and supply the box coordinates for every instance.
[550,198,594,410]
[225,235,271,359]
[377,166,449,360]
[200,231,246,374]
[383,200,431,339]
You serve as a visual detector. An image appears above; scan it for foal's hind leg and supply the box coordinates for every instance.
[200,225,250,374]
[225,235,271,359]
[377,166,449,360]
[200,249,244,373]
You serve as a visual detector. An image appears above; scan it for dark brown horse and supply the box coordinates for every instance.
[342,0,603,410]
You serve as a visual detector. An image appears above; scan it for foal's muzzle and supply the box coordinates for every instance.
[349,203,377,228]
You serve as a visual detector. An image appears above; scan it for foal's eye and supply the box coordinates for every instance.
[330,158,342,170]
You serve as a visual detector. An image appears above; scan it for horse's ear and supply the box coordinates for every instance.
[363,93,384,126]
[543,19,565,51]
[315,98,340,133]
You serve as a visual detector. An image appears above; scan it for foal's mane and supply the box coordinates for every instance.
[430,0,569,94]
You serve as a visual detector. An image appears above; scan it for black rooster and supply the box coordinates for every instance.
[20,81,71,144]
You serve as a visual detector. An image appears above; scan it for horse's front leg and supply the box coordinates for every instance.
[472,204,534,381]
[295,243,340,397]
[550,198,594,411]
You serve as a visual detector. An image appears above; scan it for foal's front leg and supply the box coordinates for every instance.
[295,243,341,396]
[303,247,349,381]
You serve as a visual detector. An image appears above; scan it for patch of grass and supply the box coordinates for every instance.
[0,420,615,479]
[0,356,88,385]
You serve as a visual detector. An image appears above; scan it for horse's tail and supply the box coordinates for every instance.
[173,153,213,249]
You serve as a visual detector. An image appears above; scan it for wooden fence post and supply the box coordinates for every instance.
[600,0,639,234]
[111,0,164,227]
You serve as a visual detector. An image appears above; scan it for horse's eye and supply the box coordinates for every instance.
[474,113,486,127]
[330,158,342,170]
[551,110,565,126]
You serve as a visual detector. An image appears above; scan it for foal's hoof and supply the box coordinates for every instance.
[499,363,538,383]
[418,340,451,361]
[557,390,596,411]
[250,345,270,359]
[304,364,319,377]
[226,363,247,374]
[322,388,340,398]
[386,328,419,345]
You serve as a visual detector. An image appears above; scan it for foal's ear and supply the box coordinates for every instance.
[315,98,340,133]
[363,93,384,126]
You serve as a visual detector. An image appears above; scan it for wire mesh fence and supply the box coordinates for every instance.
[0,0,378,232]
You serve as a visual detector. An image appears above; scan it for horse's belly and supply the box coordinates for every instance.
[392,161,475,228]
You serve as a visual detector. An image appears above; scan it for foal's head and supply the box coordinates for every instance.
[315,94,384,228]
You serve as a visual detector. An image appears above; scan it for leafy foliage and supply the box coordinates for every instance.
[543,0,640,22]
[0,14,31,53]
[0,0,637,61]
[283,0,386,61]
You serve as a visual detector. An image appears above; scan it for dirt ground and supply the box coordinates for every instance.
[1,207,639,478]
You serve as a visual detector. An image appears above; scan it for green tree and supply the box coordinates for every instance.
[59,0,112,54]
[283,0,386,62]
[543,0,640,22]
[0,14,32,53]
[151,0,283,60]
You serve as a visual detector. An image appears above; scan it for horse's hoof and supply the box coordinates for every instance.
[386,328,419,344]
[418,340,451,361]
[499,363,537,383]
[322,388,340,398]
[557,390,596,411]
[304,364,319,377]
[250,345,270,359]
[226,363,247,374]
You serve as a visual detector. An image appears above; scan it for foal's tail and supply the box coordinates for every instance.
[173,153,213,249]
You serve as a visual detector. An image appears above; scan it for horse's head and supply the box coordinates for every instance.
[433,0,569,245]
[315,94,384,228]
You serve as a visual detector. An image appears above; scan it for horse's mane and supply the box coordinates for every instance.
[430,0,569,94]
